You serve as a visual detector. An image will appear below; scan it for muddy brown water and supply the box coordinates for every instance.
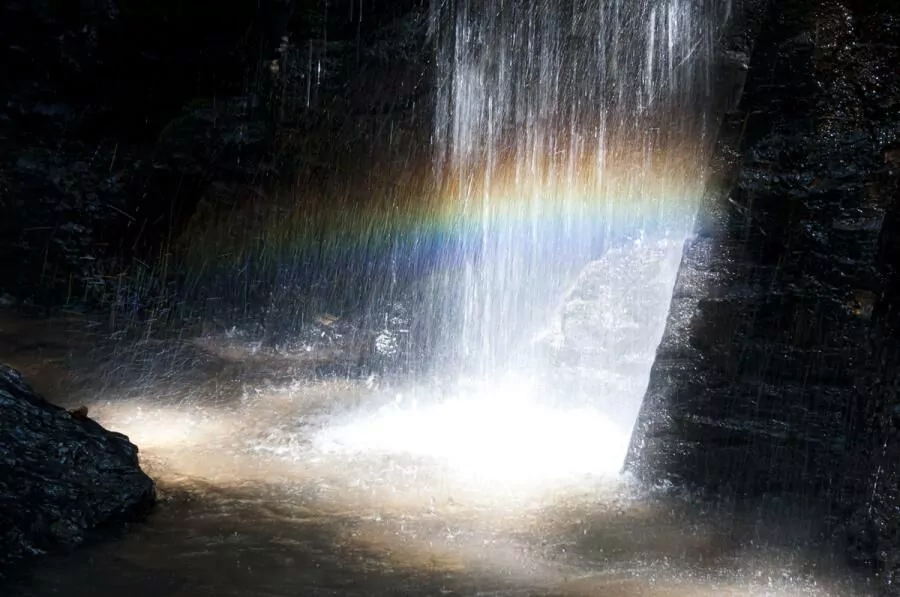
[0,312,874,597]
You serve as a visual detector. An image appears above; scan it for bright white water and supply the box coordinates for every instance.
[315,236,687,489]
[429,0,726,375]
[313,0,730,485]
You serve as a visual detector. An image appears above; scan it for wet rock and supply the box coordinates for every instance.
[192,310,395,381]
[630,0,900,492]
[556,239,685,364]
[627,0,900,591]
[0,139,144,303]
[0,365,155,575]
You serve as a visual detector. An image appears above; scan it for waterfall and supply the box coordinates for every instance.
[429,0,725,375]
[312,0,731,487]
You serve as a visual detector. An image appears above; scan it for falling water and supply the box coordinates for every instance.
[429,0,724,375]
[312,0,733,487]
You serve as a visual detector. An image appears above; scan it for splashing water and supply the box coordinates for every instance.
[311,0,727,488]
[315,375,627,488]
[314,235,686,491]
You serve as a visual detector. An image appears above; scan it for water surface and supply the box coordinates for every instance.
[0,320,870,597]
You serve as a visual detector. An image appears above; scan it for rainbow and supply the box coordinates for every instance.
[178,136,710,315]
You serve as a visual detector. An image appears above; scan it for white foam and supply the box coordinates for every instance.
[312,375,629,490]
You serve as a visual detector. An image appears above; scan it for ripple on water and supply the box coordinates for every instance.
[2,371,870,597]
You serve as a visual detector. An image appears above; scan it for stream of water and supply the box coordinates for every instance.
[428,0,722,374]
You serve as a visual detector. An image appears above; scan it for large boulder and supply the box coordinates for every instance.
[626,0,900,591]
[628,0,900,499]
[0,365,155,574]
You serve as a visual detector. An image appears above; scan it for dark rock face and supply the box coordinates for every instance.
[0,365,155,574]
[627,0,900,590]
[0,0,430,317]
[0,0,261,307]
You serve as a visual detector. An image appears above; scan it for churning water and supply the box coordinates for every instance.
[313,0,730,483]
[2,314,870,597]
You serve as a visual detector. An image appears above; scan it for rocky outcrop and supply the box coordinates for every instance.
[627,0,900,590]
[0,365,155,575]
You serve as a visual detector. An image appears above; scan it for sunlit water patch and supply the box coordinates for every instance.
[15,380,873,597]
[311,375,630,491]
[302,235,687,498]
[3,319,863,596]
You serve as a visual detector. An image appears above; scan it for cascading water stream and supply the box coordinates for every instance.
[429,0,724,375]
[311,0,730,488]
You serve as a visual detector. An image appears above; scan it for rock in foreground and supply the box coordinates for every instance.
[0,365,155,573]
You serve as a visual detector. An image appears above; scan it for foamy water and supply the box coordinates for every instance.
[29,372,864,597]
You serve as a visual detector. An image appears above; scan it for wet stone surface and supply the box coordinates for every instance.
[628,0,900,591]
[0,364,156,576]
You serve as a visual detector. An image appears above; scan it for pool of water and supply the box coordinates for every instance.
[0,315,873,597]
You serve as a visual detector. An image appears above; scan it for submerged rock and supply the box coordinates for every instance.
[0,365,155,574]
